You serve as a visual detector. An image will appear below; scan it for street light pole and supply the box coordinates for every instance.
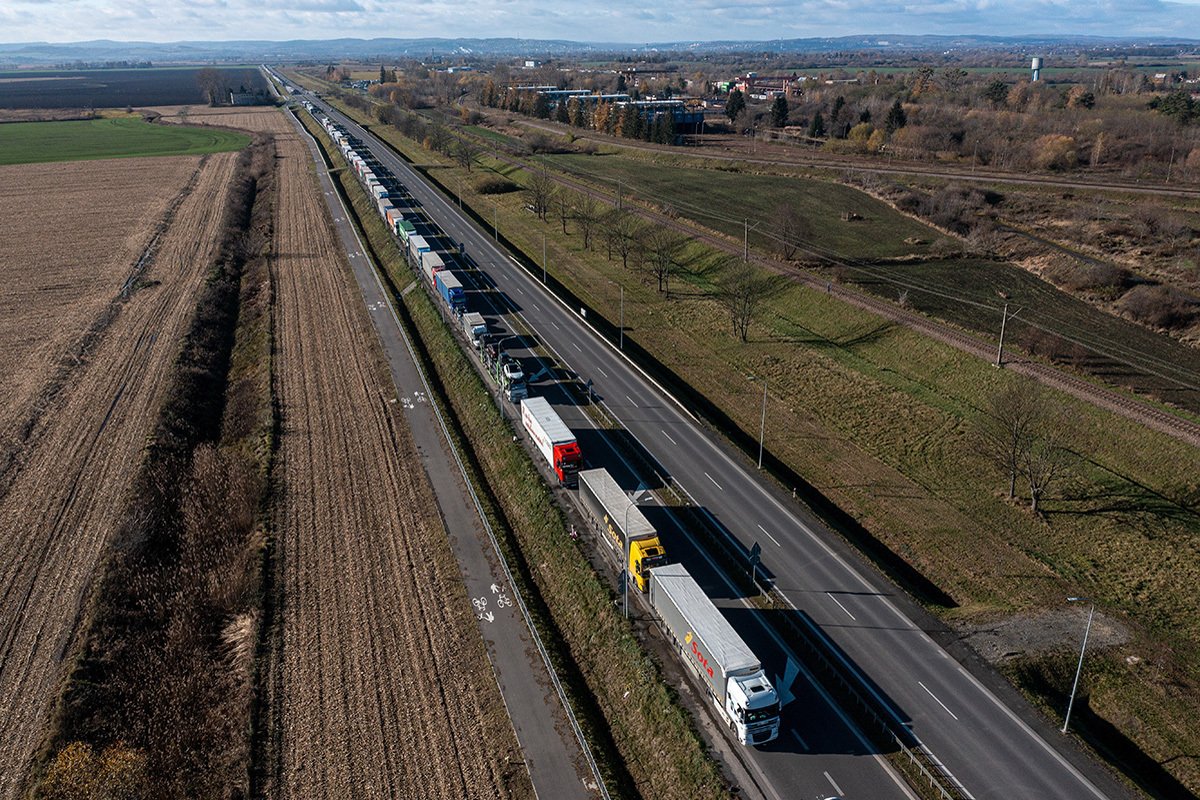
[619,284,624,350]
[758,378,767,469]
[543,233,547,283]
[623,498,634,619]
[1063,597,1095,734]
[493,200,498,241]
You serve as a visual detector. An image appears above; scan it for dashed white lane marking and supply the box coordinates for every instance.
[757,524,781,547]
[919,681,960,721]
[661,429,677,445]
[827,592,856,621]
[705,472,723,491]
[824,771,844,796]
[791,730,809,751]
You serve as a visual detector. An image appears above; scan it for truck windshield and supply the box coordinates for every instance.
[643,553,669,571]
[744,703,779,724]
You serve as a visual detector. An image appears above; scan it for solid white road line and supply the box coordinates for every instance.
[919,681,960,721]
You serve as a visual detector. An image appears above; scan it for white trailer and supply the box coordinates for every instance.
[650,563,781,746]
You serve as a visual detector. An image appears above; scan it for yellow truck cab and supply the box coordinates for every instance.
[578,468,669,592]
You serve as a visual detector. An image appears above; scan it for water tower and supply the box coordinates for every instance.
[1031,57,1043,82]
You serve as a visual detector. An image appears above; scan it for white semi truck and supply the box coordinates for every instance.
[650,563,781,746]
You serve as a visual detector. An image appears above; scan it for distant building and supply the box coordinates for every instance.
[523,60,542,69]
[733,73,802,99]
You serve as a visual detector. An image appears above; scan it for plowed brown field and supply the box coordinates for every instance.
[212,108,526,797]
[0,156,200,475]
[0,151,238,800]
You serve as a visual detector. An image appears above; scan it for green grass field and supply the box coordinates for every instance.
[0,117,249,165]
[545,152,952,260]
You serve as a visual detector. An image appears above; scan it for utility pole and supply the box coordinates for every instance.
[758,378,767,469]
[542,233,547,283]
[744,218,749,262]
[493,201,498,241]
[972,141,978,174]
[617,180,622,210]
[996,302,1022,367]
[1167,144,1176,184]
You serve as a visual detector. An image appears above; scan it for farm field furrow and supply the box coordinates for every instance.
[250,107,523,798]
[0,155,200,479]
[0,151,238,800]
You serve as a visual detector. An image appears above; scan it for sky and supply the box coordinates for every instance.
[4,0,1200,44]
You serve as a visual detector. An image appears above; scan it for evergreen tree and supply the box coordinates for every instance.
[569,98,587,128]
[621,106,642,139]
[379,63,386,83]
[532,92,551,119]
[831,95,845,126]
[770,95,789,128]
[725,88,746,122]
[807,111,826,138]
[556,99,570,123]
[884,99,907,133]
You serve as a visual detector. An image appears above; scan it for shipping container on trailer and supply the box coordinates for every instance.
[421,251,445,284]
[397,219,417,243]
[407,235,431,266]
[436,270,465,312]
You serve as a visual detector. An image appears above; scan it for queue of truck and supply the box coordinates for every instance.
[307,100,782,750]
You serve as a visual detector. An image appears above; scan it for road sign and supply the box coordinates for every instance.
[749,541,762,566]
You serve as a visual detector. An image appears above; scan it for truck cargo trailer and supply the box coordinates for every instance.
[650,563,781,746]
[520,397,581,487]
[436,270,465,312]
[578,467,668,592]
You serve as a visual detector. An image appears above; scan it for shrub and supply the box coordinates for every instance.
[1118,284,1199,329]
[474,175,520,195]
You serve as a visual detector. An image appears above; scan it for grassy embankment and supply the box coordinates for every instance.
[295,107,729,800]
[302,82,1200,796]
[541,152,1200,416]
[0,117,249,165]
[35,136,277,799]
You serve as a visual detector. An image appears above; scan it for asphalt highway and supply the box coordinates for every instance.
[289,79,1133,800]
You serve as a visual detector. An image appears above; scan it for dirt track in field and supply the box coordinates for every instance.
[0,156,200,477]
[202,107,527,798]
[0,152,237,800]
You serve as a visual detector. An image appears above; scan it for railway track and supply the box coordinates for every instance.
[438,125,1200,449]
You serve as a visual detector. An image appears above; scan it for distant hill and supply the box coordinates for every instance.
[2,34,1199,66]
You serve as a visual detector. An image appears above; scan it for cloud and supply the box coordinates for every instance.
[3,0,1200,44]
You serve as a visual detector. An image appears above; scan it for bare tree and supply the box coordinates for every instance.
[717,259,778,342]
[196,68,227,106]
[454,138,478,171]
[642,227,689,293]
[1024,407,1073,514]
[526,169,556,221]
[557,193,571,235]
[602,209,642,269]
[772,203,809,261]
[574,194,601,249]
[975,380,1046,499]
